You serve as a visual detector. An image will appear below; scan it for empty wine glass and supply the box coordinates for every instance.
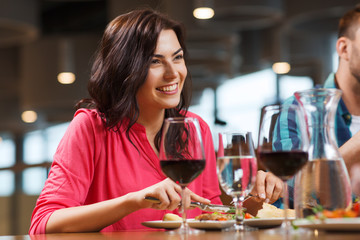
[217,131,258,231]
[159,117,206,234]
[257,104,309,235]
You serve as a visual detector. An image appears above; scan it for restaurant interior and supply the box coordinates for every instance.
[0,0,359,236]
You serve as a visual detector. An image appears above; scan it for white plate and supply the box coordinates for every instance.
[244,217,295,228]
[187,220,235,230]
[142,218,294,230]
[141,220,235,230]
[293,218,360,231]
[141,220,182,230]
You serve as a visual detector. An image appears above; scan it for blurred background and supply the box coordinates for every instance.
[0,0,358,235]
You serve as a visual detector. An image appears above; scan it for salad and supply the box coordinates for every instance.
[306,201,360,220]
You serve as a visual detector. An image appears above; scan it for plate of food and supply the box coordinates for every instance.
[141,220,182,230]
[187,219,235,230]
[142,203,297,230]
[187,212,235,230]
[293,202,360,231]
[188,203,296,230]
[141,213,182,230]
[142,213,235,230]
[244,218,294,228]
[244,203,296,228]
[293,218,360,231]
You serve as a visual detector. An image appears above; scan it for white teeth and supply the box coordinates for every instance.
[158,84,177,92]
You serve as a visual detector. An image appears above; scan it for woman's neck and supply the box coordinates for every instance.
[137,109,165,156]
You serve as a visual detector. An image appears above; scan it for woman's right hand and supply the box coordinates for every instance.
[138,178,182,211]
[132,178,211,211]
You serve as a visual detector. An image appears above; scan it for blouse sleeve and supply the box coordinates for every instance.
[29,109,103,234]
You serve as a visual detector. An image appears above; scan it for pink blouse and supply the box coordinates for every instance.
[29,109,221,234]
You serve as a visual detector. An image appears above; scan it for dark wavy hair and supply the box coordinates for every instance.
[338,5,360,39]
[76,9,192,150]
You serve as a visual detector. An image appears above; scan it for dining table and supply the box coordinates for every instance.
[1,228,360,240]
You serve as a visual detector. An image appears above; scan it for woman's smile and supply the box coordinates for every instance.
[156,83,178,94]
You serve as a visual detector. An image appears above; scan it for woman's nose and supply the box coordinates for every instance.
[164,62,178,79]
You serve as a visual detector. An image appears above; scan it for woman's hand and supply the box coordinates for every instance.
[136,178,210,211]
[251,170,283,204]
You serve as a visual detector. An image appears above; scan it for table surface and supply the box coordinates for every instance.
[1,229,360,240]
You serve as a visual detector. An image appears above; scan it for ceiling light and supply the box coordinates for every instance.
[58,38,76,84]
[21,110,38,123]
[272,62,291,74]
[193,7,214,19]
[193,0,214,19]
[57,72,76,84]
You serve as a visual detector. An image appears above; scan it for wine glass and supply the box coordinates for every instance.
[257,104,309,235]
[217,131,258,231]
[159,117,206,234]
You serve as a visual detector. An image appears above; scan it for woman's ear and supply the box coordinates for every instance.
[336,37,350,61]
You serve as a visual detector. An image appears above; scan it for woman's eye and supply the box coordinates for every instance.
[151,59,161,64]
[174,54,184,61]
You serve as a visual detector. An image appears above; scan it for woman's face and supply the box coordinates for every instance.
[136,29,187,113]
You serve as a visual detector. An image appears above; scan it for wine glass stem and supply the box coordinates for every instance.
[233,195,245,229]
[282,182,291,234]
[180,186,188,230]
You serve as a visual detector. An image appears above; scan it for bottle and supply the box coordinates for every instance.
[294,88,352,218]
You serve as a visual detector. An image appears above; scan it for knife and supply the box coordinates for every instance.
[144,196,235,213]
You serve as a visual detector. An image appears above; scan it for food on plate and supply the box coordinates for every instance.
[193,203,296,221]
[163,213,182,221]
[306,202,360,219]
[244,213,254,219]
[194,212,235,221]
[256,203,295,218]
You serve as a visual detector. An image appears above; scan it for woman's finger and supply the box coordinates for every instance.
[165,188,181,210]
[187,189,211,205]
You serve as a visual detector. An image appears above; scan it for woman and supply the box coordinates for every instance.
[29,9,282,234]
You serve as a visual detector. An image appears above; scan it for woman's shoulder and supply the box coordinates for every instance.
[74,108,102,120]
[72,108,106,129]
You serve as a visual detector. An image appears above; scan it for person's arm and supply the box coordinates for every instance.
[46,178,210,233]
[339,131,360,172]
[339,131,360,196]
[46,192,140,233]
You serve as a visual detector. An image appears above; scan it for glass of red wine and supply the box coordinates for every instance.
[217,131,258,231]
[159,117,206,234]
[257,104,309,235]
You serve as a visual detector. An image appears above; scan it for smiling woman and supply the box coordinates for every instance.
[29,8,222,234]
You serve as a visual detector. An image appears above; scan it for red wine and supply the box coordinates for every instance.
[160,159,205,186]
[259,151,308,181]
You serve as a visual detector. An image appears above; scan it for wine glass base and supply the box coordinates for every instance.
[166,224,204,235]
[223,224,257,232]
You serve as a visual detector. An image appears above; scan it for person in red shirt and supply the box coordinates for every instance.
[29,9,282,234]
